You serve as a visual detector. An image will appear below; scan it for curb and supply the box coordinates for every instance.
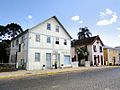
[0,66,119,79]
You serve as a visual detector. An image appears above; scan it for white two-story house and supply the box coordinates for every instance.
[9,16,72,70]
[71,35,104,66]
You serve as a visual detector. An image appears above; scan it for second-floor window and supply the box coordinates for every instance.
[36,34,40,42]
[21,36,24,43]
[100,46,103,52]
[47,23,51,30]
[93,45,97,52]
[56,38,59,44]
[16,39,19,46]
[64,39,67,45]
[12,41,14,47]
[47,36,51,43]
[56,25,59,32]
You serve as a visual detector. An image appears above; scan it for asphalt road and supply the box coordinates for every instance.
[0,67,120,90]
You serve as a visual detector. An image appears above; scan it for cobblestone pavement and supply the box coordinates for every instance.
[0,67,120,90]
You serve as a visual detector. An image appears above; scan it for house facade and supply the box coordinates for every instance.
[103,46,119,65]
[9,16,72,70]
[71,36,104,66]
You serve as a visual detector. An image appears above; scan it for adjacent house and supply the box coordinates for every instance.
[103,46,119,65]
[9,16,72,70]
[115,46,120,64]
[71,35,104,66]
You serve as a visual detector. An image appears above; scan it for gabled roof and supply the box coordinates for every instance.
[11,16,72,41]
[71,35,104,47]
[29,16,72,39]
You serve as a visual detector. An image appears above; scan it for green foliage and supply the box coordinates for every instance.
[76,46,89,59]
[77,26,92,40]
[6,23,23,38]
[0,23,23,40]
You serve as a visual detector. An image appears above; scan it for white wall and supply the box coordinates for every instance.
[91,40,104,65]
[27,17,71,70]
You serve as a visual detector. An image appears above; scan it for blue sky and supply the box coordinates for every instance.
[0,0,120,47]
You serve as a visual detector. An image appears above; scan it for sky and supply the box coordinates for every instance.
[0,0,120,47]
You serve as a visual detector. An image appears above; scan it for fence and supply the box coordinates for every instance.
[0,63,16,69]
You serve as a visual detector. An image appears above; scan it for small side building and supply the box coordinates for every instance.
[71,35,104,66]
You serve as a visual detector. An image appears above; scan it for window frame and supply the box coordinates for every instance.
[64,39,67,45]
[21,36,25,43]
[12,41,14,47]
[35,53,40,62]
[93,45,97,52]
[16,39,19,46]
[47,23,51,30]
[36,34,40,42]
[99,46,103,52]
[47,36,51,43]
[56,38,59,44]
[56,25,59,32]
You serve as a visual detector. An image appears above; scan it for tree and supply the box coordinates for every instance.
[5,23,23,39]
[77,26,92,40]
[0,40,10,63]
[76,46,89,66]
[0,25,6,40]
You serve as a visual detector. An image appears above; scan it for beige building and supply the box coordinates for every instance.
[103,46,119,65]
[9,16,72,70]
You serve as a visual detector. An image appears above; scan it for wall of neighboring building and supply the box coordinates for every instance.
[26,17,71,70]
[103,48,108,65]
[9,33,28,69]
[87,45,92,65]
[107,48,119,65]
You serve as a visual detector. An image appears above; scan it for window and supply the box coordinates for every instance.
[56,38,59,44]
[12,41,14,47]
[35,53,40,62]
[56,25,59,32]
[47,36,51,43]
[100,46,102,52]
[64,55,70,65]
[36,34,40,42]
[47,23,51,30]
[64,39,67,45]
[18,44,21,52]
[16,39,19,45]
[93,45,97,52]
[21,36,24,43]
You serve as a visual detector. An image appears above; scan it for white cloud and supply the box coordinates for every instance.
[116,28,120,30]
[118,35,120,38]
[71,16,80,21]
[106,9,113,15]
[97,9,118,26]
[28,15,32,19]
[78,20,83,24]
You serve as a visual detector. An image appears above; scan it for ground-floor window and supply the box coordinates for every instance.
[64,55,70,65]
[35,53,40,62]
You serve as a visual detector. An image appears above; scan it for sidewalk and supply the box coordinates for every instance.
[0,66,119,79]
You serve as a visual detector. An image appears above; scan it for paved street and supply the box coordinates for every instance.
[0,67,120,90]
